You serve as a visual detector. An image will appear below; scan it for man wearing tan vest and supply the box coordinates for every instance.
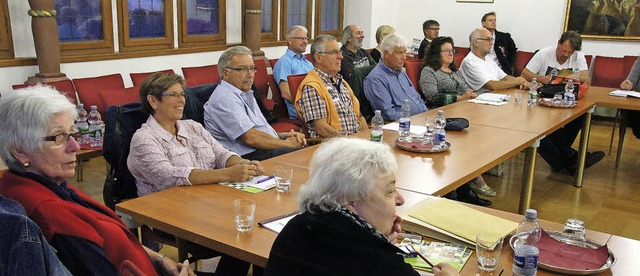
[295,35,369,138]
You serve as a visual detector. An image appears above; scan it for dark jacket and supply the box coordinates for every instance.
[494,30,517,76]
[264,210,419,276]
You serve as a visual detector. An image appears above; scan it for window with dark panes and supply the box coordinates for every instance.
[259,0,277,42]
[280,0,311,40]
[128,0,166,38]
[178,0,225,48]
[55,0,103,42]
[315,0,343,39]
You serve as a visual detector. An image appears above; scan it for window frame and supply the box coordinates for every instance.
[279,0,312,41]
[0,0,13,59]
[59,0,114,56]
[178,0,226,49]
[260,0,278,42]
[117,0,174,53]
[314,0,343,41]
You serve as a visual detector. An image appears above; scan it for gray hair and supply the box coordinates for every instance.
[380,33,407,59]
[341,25,355,45]
[298,138,398,213]
[469,28,484,50]
[218,45,253,77]
[0,85,77,172]
[286,25,308,40]
[310,34,337,63]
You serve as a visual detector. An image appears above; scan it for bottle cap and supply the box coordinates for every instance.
[91,105,97,109]
[437,110,444,115]
[525,209,537,219]
[375,110,381,115]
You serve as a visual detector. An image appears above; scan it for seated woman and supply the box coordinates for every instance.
[419,36,496,204]
[264,138,458,276]
[620,55,640,138]
[371,25,396,63]
[0,86,192,275]
[128,72,264,197]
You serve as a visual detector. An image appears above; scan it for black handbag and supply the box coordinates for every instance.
[444,118,469,131]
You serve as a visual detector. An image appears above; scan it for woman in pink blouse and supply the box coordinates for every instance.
[127,72,264,197]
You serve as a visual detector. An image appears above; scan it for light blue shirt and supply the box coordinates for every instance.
[363,62,427,121]
[273,49,314,119]
[203,81,278,156]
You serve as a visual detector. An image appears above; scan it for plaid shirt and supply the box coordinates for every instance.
[298,68,361,138]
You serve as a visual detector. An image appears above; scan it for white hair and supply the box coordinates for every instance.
[286,25,308,40]
[380,33,407,59]
[0,85,77,172]
[218,45,253,77]
[298,138,398,213]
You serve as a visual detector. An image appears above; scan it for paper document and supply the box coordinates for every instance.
[407,197,517,243]
[382,123,427,135]
[468,99,509,106]
[475,92,511,102]
[609,90,640,98]
[258,211,299,233]
[219,175,276,193]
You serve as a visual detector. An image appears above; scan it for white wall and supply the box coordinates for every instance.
[2,0,639,93]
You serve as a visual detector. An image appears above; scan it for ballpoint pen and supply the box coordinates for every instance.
[256,175,275,184]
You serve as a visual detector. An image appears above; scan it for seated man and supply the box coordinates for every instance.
[481,12,518,75]
[418,20,440,60]
[460,28,530,93]
[295,35,369,138]
[273,25,314,119]
[340,24,376,84]
[204,46,307,161]
[363,33,428,121]
[522,31,604,173]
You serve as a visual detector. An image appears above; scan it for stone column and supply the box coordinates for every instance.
[26,0,67,84]
[244,0,265,62]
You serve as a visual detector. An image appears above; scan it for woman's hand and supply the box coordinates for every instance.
[386,215,403,241]
[432,262,459,276]
[227,162,260,182]
[239,159,264,175]
[160,258,196,276]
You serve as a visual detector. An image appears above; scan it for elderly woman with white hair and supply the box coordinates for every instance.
[0,86,192,276]
[263,138,458,276]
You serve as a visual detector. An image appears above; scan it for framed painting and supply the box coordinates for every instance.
[564,0,640,40]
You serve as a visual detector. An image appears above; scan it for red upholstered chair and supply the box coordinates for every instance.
[99,87,140,113]
[585,55,593,70]
[73,73,126,115]
[130,69,175,87]
[182,65,219,87]
[624,55,637,78]
[253,59,275,114]
[514,51,535,77]
[12,79,78,104]
[305,53,312,62]
[403,60,422,93]
[287,73,312,136]
[591,56,627,88]
[268,58,278,69]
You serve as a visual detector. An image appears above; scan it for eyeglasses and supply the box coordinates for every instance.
[476,37,495,42]
[291,37,309,41]
[161,92,187,98]
[226,67,258,74]
[317,50,342,56]
[440,49,458,54]
[43,131,80,146]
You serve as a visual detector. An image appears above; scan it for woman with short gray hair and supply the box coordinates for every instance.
[264,138,458,276]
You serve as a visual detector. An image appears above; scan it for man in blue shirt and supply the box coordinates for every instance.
[273,25,314,119]
[204,46,306,161]
[364,34,427,121]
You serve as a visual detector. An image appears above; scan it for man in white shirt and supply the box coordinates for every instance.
[460,28,529,93]
[521,31,590,84]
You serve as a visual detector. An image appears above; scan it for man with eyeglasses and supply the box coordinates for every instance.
[273,25,314,119]
[418,20,440,60]
[295,35,369,138]
[364,34,427,121]
[204,46,307,161]
[340,25,376,84]
[521,31,604,175]
[482,12,517,75]
[460,28,529,93]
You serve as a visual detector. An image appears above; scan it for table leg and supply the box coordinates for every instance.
[574,107,594,188]
[519,138,540,214]
[615,110,628,168]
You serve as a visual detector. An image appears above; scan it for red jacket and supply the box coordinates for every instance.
[0,171,157,275]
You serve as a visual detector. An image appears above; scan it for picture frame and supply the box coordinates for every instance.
[456,0,494,2]
[564,0,640,41]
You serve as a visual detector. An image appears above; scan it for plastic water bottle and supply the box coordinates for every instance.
[513,209,541,276]
[528,78,538,106]
[75,104,89,145]
[564,79,576,105]
[87,106,104,147]
[433,110,446,147]
[398,99,411,137]
[370,110,384,142]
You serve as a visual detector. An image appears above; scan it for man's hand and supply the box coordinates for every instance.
[281,129,307,147]
[538,75,553,84]
[621,79,634,90]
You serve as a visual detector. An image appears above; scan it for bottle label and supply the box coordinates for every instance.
[513,255,538,269]
[370,131,383,142]
[399,120,410,131]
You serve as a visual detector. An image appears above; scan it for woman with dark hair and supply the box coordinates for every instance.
[419,36,477,107]
[419,37,496,203]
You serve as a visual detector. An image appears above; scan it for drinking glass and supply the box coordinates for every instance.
[423,116,436,145]
[274,165,293,193]
[514,90,524,104]
[563,218,586,246]
[476,234,503,272]
[233,199,256,232]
